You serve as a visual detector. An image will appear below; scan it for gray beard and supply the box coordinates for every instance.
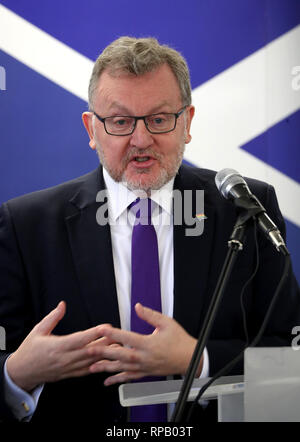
[95,143,185,193]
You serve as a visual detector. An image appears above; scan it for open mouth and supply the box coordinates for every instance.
[134,156,151,162]
[128,154,157,169]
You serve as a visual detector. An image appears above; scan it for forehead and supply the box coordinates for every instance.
[94,64,182,114]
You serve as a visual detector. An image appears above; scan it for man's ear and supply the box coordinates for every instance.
[184,105,195,144]
[82,112,97,150]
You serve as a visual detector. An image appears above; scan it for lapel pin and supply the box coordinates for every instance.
[196,213,207,221]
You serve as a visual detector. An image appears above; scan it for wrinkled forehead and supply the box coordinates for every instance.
[93,65,183,113]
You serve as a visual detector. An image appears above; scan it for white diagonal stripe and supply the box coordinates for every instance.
[0,4,93,101]
[186,25,300,227]
[0,4,299,226]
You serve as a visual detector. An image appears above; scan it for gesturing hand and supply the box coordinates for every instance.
[6,301,115,392]
[88,303,203,386]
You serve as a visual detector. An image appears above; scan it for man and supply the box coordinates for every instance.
[0,37,299,423]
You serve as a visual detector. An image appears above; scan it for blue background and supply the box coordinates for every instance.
[0,0,299,281]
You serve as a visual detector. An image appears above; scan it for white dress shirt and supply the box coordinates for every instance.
[103,168,175,329]
[103,169,208,367]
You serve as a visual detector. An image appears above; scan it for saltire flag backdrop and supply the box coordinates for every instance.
[0,0,299,282]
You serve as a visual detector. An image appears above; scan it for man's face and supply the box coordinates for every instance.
[82,63,194,192]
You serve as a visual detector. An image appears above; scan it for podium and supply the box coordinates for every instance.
[119,347,300,422]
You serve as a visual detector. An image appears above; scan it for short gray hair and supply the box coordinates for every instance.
[88,36,192,110]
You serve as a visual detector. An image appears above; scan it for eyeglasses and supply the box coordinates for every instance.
[93,106,187,136]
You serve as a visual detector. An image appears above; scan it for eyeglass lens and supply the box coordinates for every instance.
[105,113,176,135]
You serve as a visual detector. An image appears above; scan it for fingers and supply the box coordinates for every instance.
[34,301,66,335]
[56,347,136,382]
[89,342,140,363]
[99,325,144,348]
[89,340,144,372]
[52,328,120,375]
[104,371,147,386]
[135,303,166,329]
[97,305,168,348]
[60,324,112,351]
[59,342,125,378]
[90,359,141,374]
[86,336,115,349]
[57,352,108,376]
[34,302,113,351]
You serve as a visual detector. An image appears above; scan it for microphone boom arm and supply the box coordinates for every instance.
[171,214,250,422]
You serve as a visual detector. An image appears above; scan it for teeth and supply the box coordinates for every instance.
[135,157,150,162]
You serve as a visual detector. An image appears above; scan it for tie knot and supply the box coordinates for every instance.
[129,198,154,225]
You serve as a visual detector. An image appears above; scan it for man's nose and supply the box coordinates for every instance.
[129,119,153,148]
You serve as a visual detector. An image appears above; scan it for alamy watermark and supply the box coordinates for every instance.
[0,66,6,91]
[291,66,300,91]
[0,326,6,350]
[291,326,300,350]
[96,187,206,237]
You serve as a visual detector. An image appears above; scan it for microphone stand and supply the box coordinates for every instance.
[171,209,255,422]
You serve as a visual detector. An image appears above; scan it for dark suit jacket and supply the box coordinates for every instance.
[0,164,299,422]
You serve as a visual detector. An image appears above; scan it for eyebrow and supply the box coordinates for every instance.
[106,101,173,115]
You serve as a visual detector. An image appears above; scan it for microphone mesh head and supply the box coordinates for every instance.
[215,168,245,199]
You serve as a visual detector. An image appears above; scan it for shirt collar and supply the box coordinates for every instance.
[103,168,174,223]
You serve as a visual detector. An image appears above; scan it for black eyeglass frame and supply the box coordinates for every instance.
[92,106,187,136]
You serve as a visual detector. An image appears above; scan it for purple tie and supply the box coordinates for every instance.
[130,198,167,422]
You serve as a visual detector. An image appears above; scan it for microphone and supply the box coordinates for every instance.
[215,168,289,255]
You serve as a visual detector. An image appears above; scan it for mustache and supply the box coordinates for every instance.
[124,149,162,163]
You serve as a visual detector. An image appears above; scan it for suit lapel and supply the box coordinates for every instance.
[173,166,216,338]
[64,167,121,328]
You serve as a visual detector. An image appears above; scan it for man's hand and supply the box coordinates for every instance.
[6,301,115,392]
[88,303,203,386]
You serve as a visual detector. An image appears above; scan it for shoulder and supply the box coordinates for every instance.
[178,163,275,201]
[4,168,100,210]
[178,163,284,233]
[1,167,102,226]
